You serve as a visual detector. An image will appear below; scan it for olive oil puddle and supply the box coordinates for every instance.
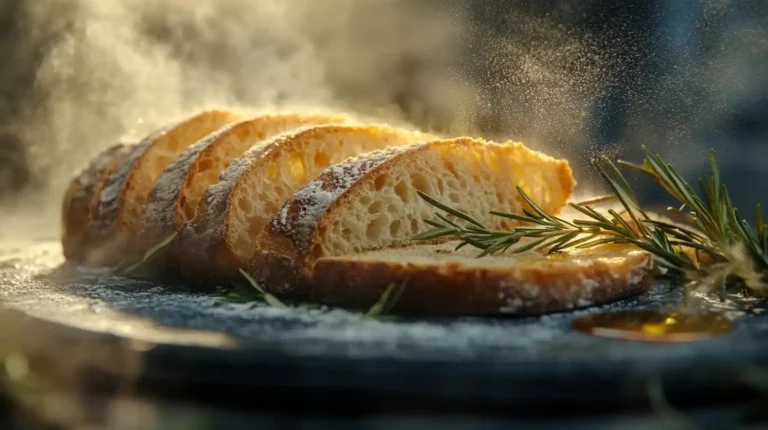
[572,310,735,343]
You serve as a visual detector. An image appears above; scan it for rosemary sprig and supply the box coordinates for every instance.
[238,269,287,308]
[366,277,410,318]
[414,147,768,297]
[112,231,179,276]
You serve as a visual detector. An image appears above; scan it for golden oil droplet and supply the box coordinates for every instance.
[571,310,735,343]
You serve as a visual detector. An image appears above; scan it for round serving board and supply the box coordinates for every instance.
[0,240,767,416]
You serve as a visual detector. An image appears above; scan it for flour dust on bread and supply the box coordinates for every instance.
[178,123,434,284]
[139,112,351,265]
[311,242,652,316]
[89,109,243,266]
[252,138,575,295]
[61,143,133,263]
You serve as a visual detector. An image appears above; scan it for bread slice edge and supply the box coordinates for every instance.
[309,243,653,316]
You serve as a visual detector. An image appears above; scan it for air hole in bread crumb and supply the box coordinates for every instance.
[444,160,458,176]
[410,172,429,194]
[237,197,252,213]
[374,173,389,191]
[410,218,420,234]
[368,200,383,214]
[366,214,389,240]
[394,181,410,203]
[389,219,402,237]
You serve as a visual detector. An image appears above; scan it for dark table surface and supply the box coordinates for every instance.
[0,240,767,429]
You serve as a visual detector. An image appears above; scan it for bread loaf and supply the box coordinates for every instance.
[61,143,133,263]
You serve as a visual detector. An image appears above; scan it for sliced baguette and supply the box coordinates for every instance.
[310,242,652,316]
[178,123,434,283]
[61,143,133,263]
[251,138,575,295]
[90,109,243,266]
[139,112,351,261]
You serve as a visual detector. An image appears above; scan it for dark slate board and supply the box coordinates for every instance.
[1,240,767,415]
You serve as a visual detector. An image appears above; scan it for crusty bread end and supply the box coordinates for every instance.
[61,143,133,264]
[90,109,242,265]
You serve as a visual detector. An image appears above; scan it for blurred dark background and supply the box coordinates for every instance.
[0,0,766,230]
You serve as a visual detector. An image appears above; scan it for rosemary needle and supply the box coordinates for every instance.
[366,277,410,318]
[113,231,179,276]
[238,269,287,308]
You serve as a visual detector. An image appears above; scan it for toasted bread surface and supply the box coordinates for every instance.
[309,242,652,315]
[61,143,132,263]
[139,112,350,262]
[179,123,433,283]
[253,138,575,293]
[90,110,242,265]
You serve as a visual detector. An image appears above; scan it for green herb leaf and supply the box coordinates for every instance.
[114,231,179,276]
[366,277,410,318]
[416,191,484,228]
[238,269,287,308]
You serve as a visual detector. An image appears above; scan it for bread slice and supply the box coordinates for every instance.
[178,123,434,284]
[139,112,351,256]
[61,143,133,263]
[90,109,242,266]
[310,242,652,316]
[251,138,575,295]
